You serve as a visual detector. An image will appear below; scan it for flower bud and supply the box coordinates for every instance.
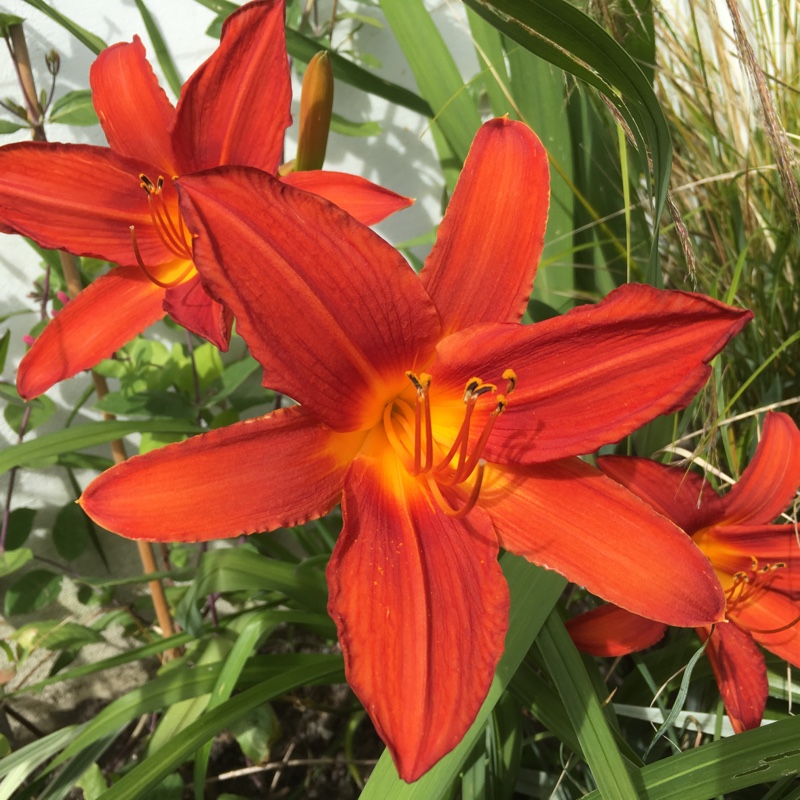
[295,51,333,172]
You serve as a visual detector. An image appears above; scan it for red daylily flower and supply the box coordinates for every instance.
[0,0,411,400]
[567,411,800,732]
[81,118,752,781]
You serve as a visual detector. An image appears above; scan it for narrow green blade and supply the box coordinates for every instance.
[537,611,638,798]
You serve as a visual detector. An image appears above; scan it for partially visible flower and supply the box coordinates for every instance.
[81,118,751,781]
[0,0,410,400]
[567,411,800,732]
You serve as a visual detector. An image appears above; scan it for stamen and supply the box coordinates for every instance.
[725,559,789,622]
[138,173,193,260]
[130,226,194,289]
[436,378,498,475]
[405,372,432,473]
[450,395,506,485]
[502,368,517,394]
[425,460,486,519]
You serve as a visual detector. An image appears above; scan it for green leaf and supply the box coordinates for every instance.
[19,0,107,54]
[360,555,565,798]
[134,0,183,97]
[537,611,637,798]
[583,715,800,799]
[193,610,284,796]
[0,13,25,30]
[230,705,278,765]
[462,0,672,285]
[0,419,201,476]
[0,548,33,578]
[5,569,63,616]
[13,620,103,652]
[84,659,345,800]
[4,394,56,434]
[0,330,11,373]
[379,0,481,169]
[201,355,260,408]
[75,763,107,800]
[330,112,381,138]
[52,502,90,561]
[4,507,36,550]
[190,342,224,393]
[0,725,81,800]
[176,546,329,634]
[0,119,26,134]
[48,90,99,125]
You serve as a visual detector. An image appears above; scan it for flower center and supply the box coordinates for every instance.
[724,556,800,634]
[382,369,517,518]
[130,173,194,288]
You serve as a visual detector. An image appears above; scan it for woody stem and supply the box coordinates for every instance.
[9,25,179,661]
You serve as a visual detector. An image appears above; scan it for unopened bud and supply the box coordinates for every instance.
[295,51,333,172]
[45,49,60,76]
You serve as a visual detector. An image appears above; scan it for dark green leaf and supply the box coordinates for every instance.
[48,90,99,125]
[5,569,63,615]
[53,502,89,561]
[4,394,56,434]
[4,507,36,550]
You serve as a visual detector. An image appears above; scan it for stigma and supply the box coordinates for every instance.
[384,369,517,518]
[130,173,194,288]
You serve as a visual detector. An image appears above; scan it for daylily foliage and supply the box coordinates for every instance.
[0,0,410,400]
[81,118,753,781]
[567,411,800,733]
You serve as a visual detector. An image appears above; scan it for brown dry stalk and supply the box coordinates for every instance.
[724,0,800,227]
[9,23,179,660]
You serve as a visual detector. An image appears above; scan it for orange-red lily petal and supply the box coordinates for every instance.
[328,449,509,780]
[698,623,768,733]
[569,411,800,732]
[80,406,365,541]
[82,118,751,781]
[17,266,166,401]
[565,605,667,657]
[2,0,410,399]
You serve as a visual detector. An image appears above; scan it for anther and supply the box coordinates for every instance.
[139,173,156,193]
[502,368,517,394]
